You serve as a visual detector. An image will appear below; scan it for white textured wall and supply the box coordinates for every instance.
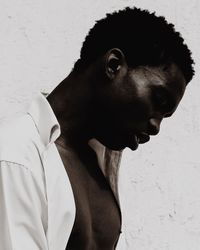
[0,0,200,249]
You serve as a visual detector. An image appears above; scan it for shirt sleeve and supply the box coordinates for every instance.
[0,161,49,250]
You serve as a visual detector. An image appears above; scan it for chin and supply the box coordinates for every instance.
[95,132,140,151]
[95,137,125,151]
[127,144,139,151]
[107,141,139,151]
[101,139,130,151]
[106,144,126,151]
[105,142,139,151]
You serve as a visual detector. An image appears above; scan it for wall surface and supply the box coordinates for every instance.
[0,0,200,249]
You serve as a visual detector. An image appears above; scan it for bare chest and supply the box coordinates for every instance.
[56,143,121,250]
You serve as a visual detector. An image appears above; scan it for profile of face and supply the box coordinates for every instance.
[93,49,186,151]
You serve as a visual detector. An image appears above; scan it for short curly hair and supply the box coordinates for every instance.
[74,7,194,83]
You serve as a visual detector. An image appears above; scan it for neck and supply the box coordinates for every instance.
[47,69,96,151]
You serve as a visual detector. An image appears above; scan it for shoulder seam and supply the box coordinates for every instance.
[0,160,29,171]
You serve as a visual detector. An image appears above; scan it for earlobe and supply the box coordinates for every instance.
[105,48,126,79]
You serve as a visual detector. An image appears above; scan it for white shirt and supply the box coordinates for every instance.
[0,93,125,250]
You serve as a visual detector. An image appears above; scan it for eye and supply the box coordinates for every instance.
[154,90,168,107]
[152,86,174,114]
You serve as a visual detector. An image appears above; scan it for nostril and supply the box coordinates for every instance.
[148,118,161,135]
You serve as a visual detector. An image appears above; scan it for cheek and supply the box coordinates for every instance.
[95,85,153,129]
[120,98,152,123]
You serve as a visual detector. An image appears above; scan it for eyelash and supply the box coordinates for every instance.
[152,87,176,118]
[154,91,169,109]
[153,90,175,118]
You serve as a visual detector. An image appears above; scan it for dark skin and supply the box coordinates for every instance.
[55,138,121,250]
[47,48,186,249]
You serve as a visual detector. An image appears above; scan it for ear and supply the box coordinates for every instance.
[105,48,127,79]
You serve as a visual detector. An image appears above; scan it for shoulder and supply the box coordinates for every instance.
[0,114,44,168]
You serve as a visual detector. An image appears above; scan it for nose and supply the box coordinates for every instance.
[148,118,162,135]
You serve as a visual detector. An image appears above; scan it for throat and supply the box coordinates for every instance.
[56,129,93,155]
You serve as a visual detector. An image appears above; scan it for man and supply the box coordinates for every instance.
[0,7,194,250]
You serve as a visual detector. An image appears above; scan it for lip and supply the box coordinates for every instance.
[137,132,150,144]
[127,132,150,150]
[127,134,139,150]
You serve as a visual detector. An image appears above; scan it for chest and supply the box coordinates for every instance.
[56,143,121,250]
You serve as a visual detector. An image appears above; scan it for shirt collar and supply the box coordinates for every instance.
[27,93,122,204]
[27,93,61,146]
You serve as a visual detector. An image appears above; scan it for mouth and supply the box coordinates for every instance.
[128,132,150,150]
[137,132,150,144]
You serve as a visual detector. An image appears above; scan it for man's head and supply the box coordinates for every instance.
[74,7,194,83]
[72,7,194,151]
